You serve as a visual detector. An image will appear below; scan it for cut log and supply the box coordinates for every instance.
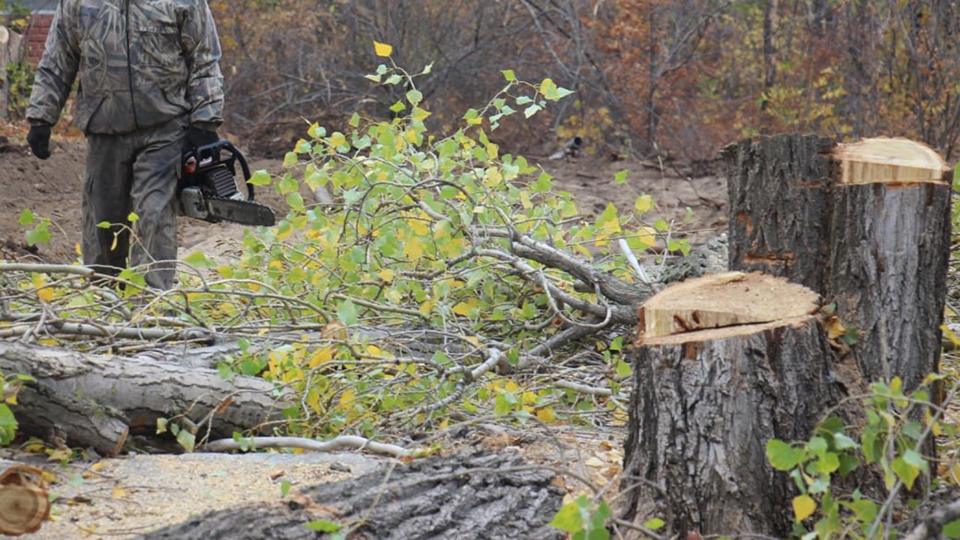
[0,464,50,536]
[0,341,290,456]
[622,273,835,537]
[141,449,565,540]
[723,134,952,392]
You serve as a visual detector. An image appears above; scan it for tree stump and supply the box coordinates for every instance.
[724,134,952,392]
[622,272,833,537]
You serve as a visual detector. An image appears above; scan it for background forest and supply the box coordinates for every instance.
[207,0,960,168]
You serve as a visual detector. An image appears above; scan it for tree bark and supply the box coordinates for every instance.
[142,449,565,540]
[0,341,289,456]
[724,134,952,392]
[621,273,833,537]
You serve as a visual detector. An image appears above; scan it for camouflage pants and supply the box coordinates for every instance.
[82,117,187,290]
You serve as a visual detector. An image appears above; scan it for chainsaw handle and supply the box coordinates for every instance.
[186,140,256,201]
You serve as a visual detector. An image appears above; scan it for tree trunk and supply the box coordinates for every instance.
[0,341,289,456]
[724,134,952,391]
[622,272,833,537]
[141,449,565,540]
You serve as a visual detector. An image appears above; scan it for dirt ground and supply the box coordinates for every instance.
[0,136,729,266]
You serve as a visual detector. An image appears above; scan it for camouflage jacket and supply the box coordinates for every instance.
[26,0,224,135]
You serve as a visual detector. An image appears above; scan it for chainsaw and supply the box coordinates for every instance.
[178,140,277,226]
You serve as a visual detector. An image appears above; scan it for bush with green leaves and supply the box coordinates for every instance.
[765,375,960,539]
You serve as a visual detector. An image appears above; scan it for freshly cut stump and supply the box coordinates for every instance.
[638,271,819,339]
[724,134,952,393]
[622,272,834,538]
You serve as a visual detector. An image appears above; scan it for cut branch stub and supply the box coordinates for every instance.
[638,271,820,341]
[833,137,949,185]
[0,465,50,536]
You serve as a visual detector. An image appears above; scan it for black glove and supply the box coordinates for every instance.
[184,125,219,151]
[27,123,51,160]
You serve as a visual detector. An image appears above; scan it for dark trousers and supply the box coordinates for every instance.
[82,117,186,290]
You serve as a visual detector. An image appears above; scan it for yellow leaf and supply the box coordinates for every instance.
[308,347,334,369]
[366,345,382,357]
[403,238,425,260]
[637,226,657,248]
[378,268,396,282]
[32,274,54,303]
[505,380,520,393]
[536,408,557,423]
[339,388,356,408]
[825,316,846,340]
[793,494,817,521]
[453,300,478,317]
[373,41,393,57]
[635,195,654,213]
[112,486,128,499]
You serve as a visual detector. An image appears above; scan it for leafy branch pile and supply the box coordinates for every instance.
[1,52,692,445]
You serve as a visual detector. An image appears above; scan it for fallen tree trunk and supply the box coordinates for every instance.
[142,449,565,540]
[0,341,289,455]
[622,272,834,537]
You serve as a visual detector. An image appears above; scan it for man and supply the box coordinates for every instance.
[26,0,225,290]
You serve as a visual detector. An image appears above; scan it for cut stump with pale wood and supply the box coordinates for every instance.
[622,272,833,537]
[0,465,50,536]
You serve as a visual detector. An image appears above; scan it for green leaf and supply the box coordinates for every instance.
[843,499,878,523]
[892,456,921,489]
[283,152,298,167]
[337,299,359,326]
[248,170,272,186]
[902,448,928,472]
[614,170,628,184]
[183,251,211,267]
[406,88,423,106]
[943,519,960,538]
[616,360,632,379]
[502,69,516,82]
[0,404,18,445]
[815,452,840,474]
[177,429,196,452]
[18,209,35,225]
[767,439,804,471]
[643,518,665,531]
[549,498,585,532]
[304,520,343,533]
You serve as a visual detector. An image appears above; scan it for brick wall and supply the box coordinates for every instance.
[21,14,53,63]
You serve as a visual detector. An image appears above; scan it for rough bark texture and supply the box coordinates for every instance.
[827,182,952,390]
[142,449,565,540]
[723,134,835,292]
[0,341,289,455]
[723,133,952,392]
[621,317,836,537]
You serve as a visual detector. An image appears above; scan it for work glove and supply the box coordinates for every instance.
[184,125,219,151]
[27,123,51,160]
